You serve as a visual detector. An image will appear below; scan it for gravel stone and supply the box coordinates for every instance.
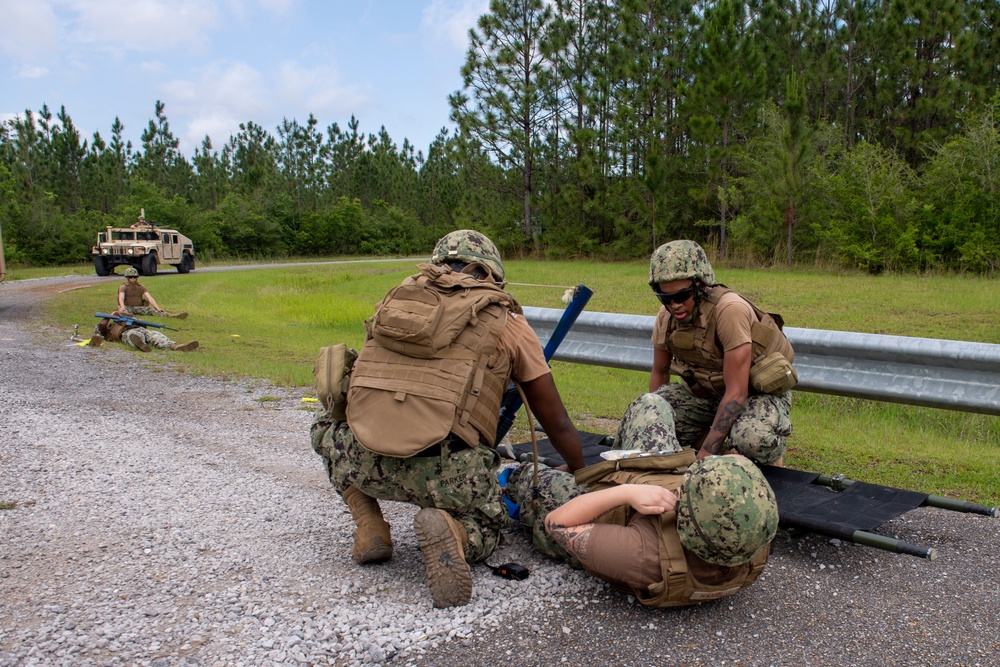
[1,275,998,667]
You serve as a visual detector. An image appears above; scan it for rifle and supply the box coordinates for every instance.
[495,285,593,444]
[95,312,179,331]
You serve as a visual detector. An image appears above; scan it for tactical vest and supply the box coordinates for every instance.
[574,450,769,608]
[659,286,794,399]
[122,282,146,307]
[346,263,515,457]
[98,319,134,342]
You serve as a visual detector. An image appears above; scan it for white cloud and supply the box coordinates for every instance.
[159,59,375,151]
[60,0,219,53]
[0,0,61,59]
[273,61,375,119]
[421,0,488,52]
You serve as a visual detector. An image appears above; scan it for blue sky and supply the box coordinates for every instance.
[0,0,489,159]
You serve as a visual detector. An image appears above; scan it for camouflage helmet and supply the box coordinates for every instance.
[431,229,505,283]
[676,456,779,566]
[649,240,716,286]
[123,267,139,278]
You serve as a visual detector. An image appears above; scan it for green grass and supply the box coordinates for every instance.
[41,258,1000,505]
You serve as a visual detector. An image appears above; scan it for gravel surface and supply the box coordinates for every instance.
[1,276,999,667]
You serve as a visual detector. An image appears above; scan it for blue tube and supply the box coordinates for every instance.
[494,285,594,444]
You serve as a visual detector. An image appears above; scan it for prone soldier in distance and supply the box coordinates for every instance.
[90,311,198,352]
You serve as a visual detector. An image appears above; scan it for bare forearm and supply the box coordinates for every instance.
[546,485,632,529]
[701,395,745,455]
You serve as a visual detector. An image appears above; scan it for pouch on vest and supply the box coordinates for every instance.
[749,351,798,394]
[314,343,358,421]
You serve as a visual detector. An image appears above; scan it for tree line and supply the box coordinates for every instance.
[2,0,998,274]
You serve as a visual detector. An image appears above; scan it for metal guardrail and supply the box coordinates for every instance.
[522,306,1000,416]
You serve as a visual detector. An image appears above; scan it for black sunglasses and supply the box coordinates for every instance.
[651,284,696,306]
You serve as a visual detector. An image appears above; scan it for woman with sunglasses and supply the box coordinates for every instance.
[646,240,796,465]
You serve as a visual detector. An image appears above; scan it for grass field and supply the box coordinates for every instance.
[39,258,1000,505]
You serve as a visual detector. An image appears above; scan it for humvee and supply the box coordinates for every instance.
[91,210,196,276]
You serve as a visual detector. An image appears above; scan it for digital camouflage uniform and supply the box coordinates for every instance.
[311,418,506,561]
[653,384,792,464]
[310,230,527,567]
[93,322,177,350]
[649,240,793,465]
[122,305,169,318]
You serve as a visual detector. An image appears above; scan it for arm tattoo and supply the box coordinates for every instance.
[547,522,594,561]
[704,399,745,454]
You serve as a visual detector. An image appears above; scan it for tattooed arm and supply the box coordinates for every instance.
[544,485,677,562]
[698,342,752,459]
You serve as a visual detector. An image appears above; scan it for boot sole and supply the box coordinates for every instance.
[353,536,392,564]
[413,508,472,608]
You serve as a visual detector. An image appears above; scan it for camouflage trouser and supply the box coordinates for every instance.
[92,324,175,350]
[122,328,175,350]
[310,415,506,562]
[652,383,793,464]
[614,392,684,454]
[123,305,167,317]
[506,463,587,562]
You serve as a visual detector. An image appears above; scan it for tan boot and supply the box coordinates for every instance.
[342,486,393,564]
[169,312,188,319]
[413,508,472,608]
[124,331,151,352]
[170,341,199,352]
[88,334,104,347]
[772,456,785,467]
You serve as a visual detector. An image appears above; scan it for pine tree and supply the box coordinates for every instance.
[449,0,557,252]
[685,0,766,255]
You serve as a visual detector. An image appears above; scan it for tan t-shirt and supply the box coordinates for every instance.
[651,291,756,354]
[586,512,754,593]
[586,514,662,590]
[497,310,552,384]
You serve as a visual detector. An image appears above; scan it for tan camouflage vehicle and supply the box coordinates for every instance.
[91,209,196,276]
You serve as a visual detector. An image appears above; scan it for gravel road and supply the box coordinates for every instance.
[1,275,998,667]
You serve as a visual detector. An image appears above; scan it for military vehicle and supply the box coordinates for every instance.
[91,209,196,276]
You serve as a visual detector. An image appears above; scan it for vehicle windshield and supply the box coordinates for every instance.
[111,231,135,241]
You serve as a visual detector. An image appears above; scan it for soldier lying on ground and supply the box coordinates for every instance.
[503,393,778,607]
[91,311,198,352]
[118,267,187,319]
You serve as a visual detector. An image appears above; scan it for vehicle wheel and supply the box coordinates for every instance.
[94,257,111,277]
[176,255,191,274]
[141,254,158,276]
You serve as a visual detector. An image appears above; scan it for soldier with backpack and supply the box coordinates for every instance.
[310,229,585,608]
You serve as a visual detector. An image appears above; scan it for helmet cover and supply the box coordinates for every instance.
[649,240,716,286]
[676,456,779,566]
[124,267,139,277]
[431,229,505,283]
